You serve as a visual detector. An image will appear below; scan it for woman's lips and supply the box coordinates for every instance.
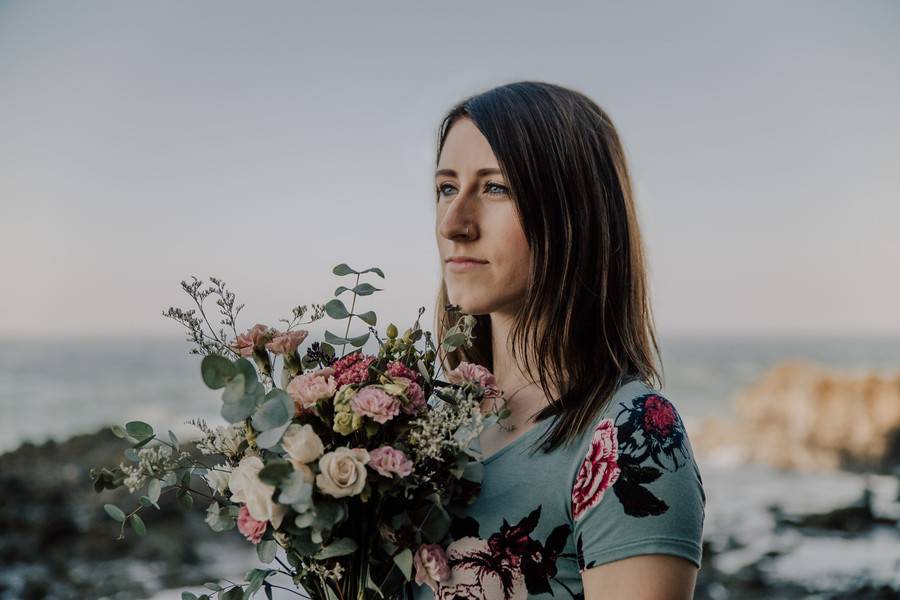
[446,260,488,273]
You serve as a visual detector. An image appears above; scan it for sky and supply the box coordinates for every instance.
[1,0,898,339]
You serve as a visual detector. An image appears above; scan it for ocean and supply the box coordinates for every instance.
[1,333,898,455]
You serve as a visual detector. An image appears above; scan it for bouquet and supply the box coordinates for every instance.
[90,263,511,600]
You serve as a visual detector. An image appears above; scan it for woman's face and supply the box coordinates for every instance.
[435,117,531,316]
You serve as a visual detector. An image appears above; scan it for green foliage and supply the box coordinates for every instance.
[325,298,350,319]
[125,421,154,441]
[110,424,126,438]
[104,503,126,522]
[129,513,147,536]
[313,537,357,560]
[256,539,277,563]
[257,460,292,486]
[393,548,413,580]
[201,354,236,389]
[251,390,293,431]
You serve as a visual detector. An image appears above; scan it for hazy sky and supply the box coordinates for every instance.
[1,0,898,339]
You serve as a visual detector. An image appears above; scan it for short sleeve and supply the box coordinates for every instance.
[568,391,706,571]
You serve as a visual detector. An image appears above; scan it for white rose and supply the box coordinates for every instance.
[315,447,369,498]
[228,455,287,528]
[281,423,325,465]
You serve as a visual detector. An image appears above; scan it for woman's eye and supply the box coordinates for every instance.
[435,183,454,200]
[485,182,509,195]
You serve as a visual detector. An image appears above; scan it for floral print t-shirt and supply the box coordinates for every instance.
[413,377,706,600]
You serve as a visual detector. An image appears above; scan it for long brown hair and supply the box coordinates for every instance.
[432,80,665,455]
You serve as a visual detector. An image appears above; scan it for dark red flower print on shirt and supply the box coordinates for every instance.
[436,506,572,600]
[572,393,693,520]
[571,418,621,521]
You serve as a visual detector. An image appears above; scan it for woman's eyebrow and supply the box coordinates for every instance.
[434,167,502,178]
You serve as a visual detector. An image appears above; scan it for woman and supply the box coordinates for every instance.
[420,81,706,600]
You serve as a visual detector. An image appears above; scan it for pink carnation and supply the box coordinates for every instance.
[446,361,502,398]
[230,323,276,358]
[331,352,376,387]
[395,377,426,415]
[414,543,450,592]
[350,386,401,424]
[236,504,267,544]
[386,360,421,384]
[368,446,414,478]
[265,330,308,356]
[286,366,337,414]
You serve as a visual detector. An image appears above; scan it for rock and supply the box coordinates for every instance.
[0,427,246,600]
[691,360,900,472]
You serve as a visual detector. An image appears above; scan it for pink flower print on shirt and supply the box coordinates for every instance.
[572,418,621,521]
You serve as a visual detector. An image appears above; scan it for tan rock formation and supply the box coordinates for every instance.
[691,360,900,471]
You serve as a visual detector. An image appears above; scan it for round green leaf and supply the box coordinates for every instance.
[332,263,357,276]
[125,421,154,441]
[200,354,236,389]
[325,298,350,319]
[356,310,377,326]
[110,424,126,438]
[251,391,292,431]
[129,513,147,536]
[104,503,126,522]
[257,539,277,563]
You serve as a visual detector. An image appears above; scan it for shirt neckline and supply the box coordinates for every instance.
[477,414,557,465]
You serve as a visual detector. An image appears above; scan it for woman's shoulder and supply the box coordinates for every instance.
[566,378,706,569]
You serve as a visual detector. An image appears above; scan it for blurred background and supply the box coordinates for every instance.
[1,1,899,598]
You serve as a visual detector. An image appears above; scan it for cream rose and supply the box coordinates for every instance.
[315,447,369,498]
[228,455,287,528]
[281,423,325,466]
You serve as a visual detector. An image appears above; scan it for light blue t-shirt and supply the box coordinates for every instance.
[414,377,706,600]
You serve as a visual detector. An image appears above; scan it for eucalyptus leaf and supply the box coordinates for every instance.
[332,263,357,276]
[360,266,385,278]
[163,471,178,487]
[124,448,139,462]
[125,421,154,441]
[352,283,381,296]
[393,548,413,580]
[278,471,313,509]
[257,539,277,563]
[129,513,147,536]
[182,593,199,600]
[168,430,179,446]
[104,503,126,522]
[256,421,290,449]
[222,373,246,403]
[234,357,259,384]
[356,310,377,326]
[257,461,292,486]
[110,424,126,438]
[313,537,358,560]
[325,298,350,319]
[221,395,256,423]
[201,354,236,389]
[324,330,350,345]
[333,285,351,296]
[251,392,292,431]
[348,332,370,348]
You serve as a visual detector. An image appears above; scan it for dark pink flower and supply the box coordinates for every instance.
[386,360,421,384]
[572,418,621,521]
[331,353,376,387]
[642,394,677,438]
[236,504,267,544]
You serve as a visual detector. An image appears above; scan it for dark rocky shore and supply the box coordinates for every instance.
[0,427,248,600]
[1,427,898,599]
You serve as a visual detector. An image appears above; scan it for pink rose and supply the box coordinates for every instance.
[368,446,414,478]
[572,418,621,521]
[350,386,401,424]
[236,504,267,544]
[230,323,276,358]
[265,330,308,356]
[286,366,337,414]
[331,352,376,387]
[414,543,451,592]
